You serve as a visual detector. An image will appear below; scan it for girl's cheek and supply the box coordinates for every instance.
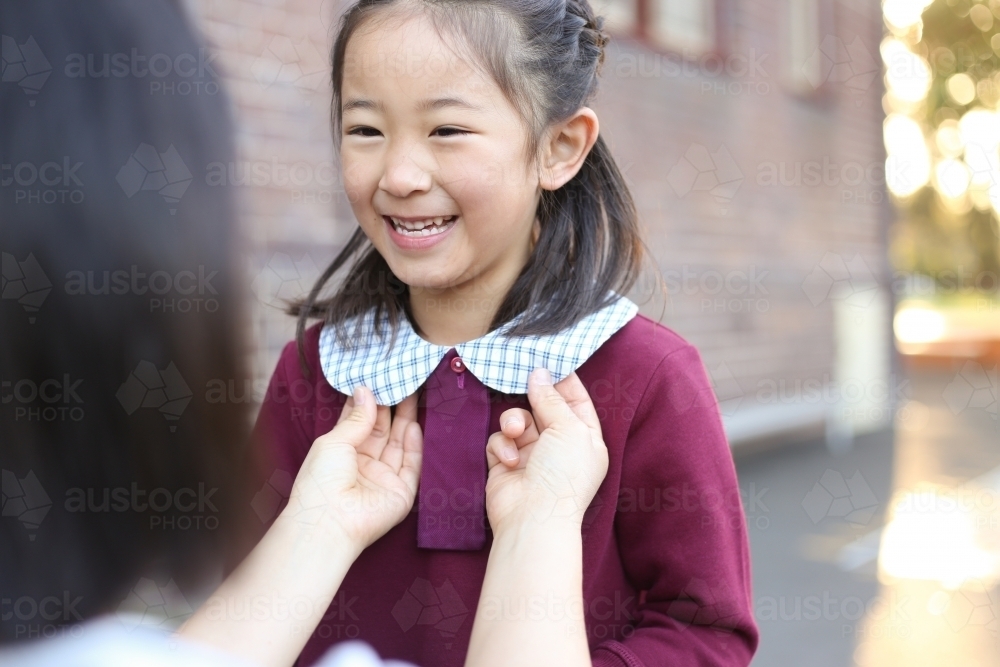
[340,155,372,204]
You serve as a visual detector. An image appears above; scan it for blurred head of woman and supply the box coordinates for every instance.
[1,0,261,641]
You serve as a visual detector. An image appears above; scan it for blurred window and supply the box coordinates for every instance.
[648,0,716,54]
[591,0,640,34]
[785,0,824,92]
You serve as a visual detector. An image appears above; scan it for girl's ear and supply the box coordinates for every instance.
[538,106,600,191]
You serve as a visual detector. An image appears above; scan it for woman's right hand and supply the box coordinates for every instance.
[180,389,421,667]
[282,387,423,554]
[483,369,609,534]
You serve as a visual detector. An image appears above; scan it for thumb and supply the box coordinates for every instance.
[318,386,377,448]
[526,368,577,433]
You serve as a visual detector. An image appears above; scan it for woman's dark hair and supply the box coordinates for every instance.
[292,0,647,360]
[0,0,260,640]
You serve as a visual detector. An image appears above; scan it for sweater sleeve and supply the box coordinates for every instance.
[591,344,759,667]
[254,342,312,481]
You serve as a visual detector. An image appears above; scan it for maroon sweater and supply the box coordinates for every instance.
[252,314,758,666]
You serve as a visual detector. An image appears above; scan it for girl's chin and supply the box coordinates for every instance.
[387,269,461,290]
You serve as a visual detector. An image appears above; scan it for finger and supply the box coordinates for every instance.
[383,393,418,472]
[356,404,392,460]
[337,395,354,424]
[398,421,423,496]
[526,368,578,433]
[499,408,539,447]
[318,386,377,449]
[554,372,602,433]
[486,431,520,468]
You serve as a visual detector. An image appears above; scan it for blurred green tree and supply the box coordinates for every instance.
[888,0,1000,293]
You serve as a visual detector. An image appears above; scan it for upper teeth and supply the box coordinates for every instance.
[390,216,451,230]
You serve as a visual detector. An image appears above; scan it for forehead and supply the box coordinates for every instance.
[342,10,499,108]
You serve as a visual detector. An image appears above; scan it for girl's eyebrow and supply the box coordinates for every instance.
[342,98,383,114]
[415,96,484,113]
[342,96,484,114]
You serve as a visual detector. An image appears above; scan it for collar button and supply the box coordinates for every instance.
[450,356,465,373]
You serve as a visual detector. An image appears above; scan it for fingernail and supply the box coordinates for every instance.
[502,445,518,462]
[533,368,552,386]
[353,386,366,405]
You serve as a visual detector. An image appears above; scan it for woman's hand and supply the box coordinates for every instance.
[484,369,608,534]
[468,370,604,667]
[282,387,423,554]
[180,387,422,666]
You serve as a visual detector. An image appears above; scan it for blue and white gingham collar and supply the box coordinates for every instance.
[318,292,639,405]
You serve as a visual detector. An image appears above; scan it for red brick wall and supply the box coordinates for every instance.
[184,0,890,445]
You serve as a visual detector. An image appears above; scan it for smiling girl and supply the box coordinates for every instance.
[253,1,758,665]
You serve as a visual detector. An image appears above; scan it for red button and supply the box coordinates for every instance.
[450,356,465,373]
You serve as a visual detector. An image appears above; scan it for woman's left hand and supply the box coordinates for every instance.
[282,388,423,553]
[483,370,608,534]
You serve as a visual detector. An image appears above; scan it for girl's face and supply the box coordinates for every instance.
[340,12,540,299]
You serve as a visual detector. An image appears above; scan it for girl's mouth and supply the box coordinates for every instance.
[382,215,458,251]
[385,215,457,237]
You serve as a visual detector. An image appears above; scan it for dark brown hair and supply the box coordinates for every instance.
[1,0,261,638]
[292,0,646,363]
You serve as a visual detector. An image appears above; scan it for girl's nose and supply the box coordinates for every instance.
[378,143,434,198]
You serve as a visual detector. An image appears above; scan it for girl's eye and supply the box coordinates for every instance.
[347,126,381,137]
[434,127,469,137]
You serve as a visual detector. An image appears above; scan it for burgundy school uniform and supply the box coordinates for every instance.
[252,313,759,667]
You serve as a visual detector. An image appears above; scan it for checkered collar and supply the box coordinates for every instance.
[318,292,639,405]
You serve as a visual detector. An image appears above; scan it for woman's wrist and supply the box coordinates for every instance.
[179,506,362,667]
[489,504,586,542]
[490,512,583,548]
[467,508,589,667]
[274,504,366,565]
